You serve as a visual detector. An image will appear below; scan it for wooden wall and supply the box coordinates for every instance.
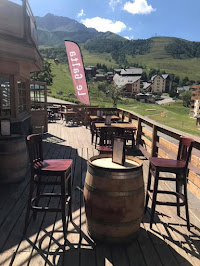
[0,0,24,38]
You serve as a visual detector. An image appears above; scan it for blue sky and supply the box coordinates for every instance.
[27,0,200,41]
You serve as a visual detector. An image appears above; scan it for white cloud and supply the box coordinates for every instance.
[128,27,132,31]
[77,9,85,18]
[124,35,134,40]
[109,0,122,11]
[123,0,156,15]
[81,17,127,33]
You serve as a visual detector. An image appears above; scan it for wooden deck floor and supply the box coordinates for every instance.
[0,121,200,266]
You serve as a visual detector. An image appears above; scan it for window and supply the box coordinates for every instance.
[18,80,27,113]
[0,77,11,117]
[30,83,46,110]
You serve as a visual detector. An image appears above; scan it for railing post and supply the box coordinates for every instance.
[151,125,158,157]
[116,109,119,117]
[136,118,142,146]
[122,111,124,121]
[128,113,132,122]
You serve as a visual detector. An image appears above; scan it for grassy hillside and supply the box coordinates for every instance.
[48,60,74,98]
[127,37,200,80]
[81,49,117,68]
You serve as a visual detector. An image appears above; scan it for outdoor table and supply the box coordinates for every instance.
[47,109,56,122]
[60,111,78,125]
[49,105,61,113]
[94,122,137,146]
[83,154,144,243]
[49,106,61,119]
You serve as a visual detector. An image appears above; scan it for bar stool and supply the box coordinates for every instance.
[24,134,72,240]
[144,136,194,230]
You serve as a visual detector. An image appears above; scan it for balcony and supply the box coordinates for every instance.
[0,106,199,265]
[0,0,42,72]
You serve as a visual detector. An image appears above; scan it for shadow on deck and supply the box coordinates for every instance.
[0,123,199,265]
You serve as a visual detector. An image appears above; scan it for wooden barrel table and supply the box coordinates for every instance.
[83,154,144,243]
[0,135,28,183]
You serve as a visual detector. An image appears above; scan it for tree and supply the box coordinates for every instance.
[31,60,54,85]
[180,76,189,87]
[141,71,148,81]
[148,68,161,80]
[98,81,107,93]
[169,85,178,98]
[108,83,123,107]
[180,90,192,107]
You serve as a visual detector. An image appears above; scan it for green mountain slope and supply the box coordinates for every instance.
[127,37,200,80]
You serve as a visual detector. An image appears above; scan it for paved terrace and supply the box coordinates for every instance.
[0,122,200,266]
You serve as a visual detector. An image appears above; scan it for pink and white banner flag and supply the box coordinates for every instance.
[65,41,90,105]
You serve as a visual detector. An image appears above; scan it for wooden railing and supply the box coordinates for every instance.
[46,103,200,199]
[117,108,200,200]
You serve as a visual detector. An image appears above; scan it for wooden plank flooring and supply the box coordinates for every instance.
[0,121,200,265]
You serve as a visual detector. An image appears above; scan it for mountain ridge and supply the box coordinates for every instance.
[35,13,126,46]
[36,14,200,81]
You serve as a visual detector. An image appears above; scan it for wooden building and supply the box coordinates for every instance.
[0,0,43,135]
[0,0,45,183]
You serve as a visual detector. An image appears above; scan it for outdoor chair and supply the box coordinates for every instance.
[90,118,104,145]
[24,134,72,240]
[144,136,194,230]
[123,128,136,149]
[47,110,56,122]
[96,127,121,154]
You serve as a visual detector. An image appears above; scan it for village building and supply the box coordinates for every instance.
[106,71,114,82]
[136,93,155,103]
[120,68,143,76]
[150,74,173,93]
[113,74,141,96]
[95,73,107,81]
[113,68,143,97]
[113,69,121,75]
[162,74,174,92]
[150,75,165,93]
[177,86,190,94]
[190,83,200,117]
[142,81,152,92]
[85,65,96,79]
